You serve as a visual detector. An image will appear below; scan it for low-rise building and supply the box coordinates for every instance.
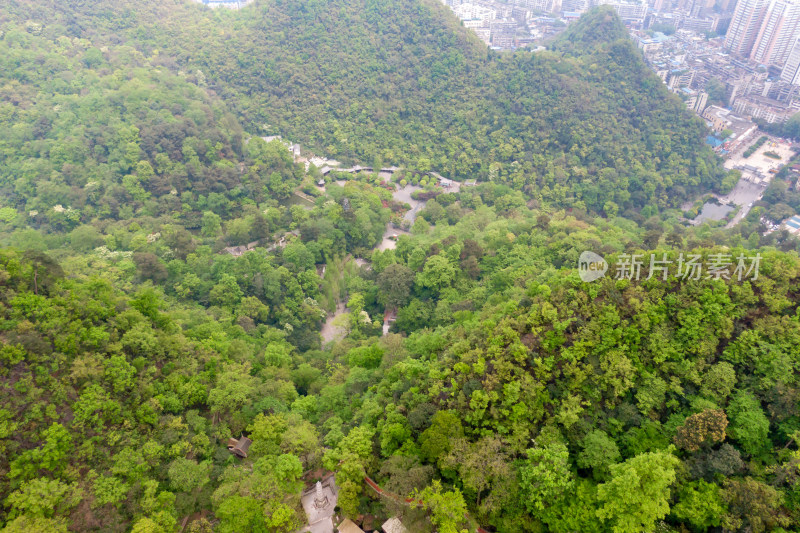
[733,94,798,122]
[454,2,497,20]
[463,18,488,29]
[597,0,649,22]
[782,214,800,233]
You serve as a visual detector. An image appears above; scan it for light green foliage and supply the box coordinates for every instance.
[131,518,163,533]
[0,516,69,533]
[5,478,81,519]
[0,207,17,223]
[167,459,212,493]
[0,344,25,370]
[209,274,244,308]
[104,355,137,393]
[248,413,289,457]
[201,211,222,237]
[380,421,411,457]
[520,442,574,513]
[265,503,298,532]
[701,361,736,402]
[348,343,384,369]
[208,362,259,416]
[443,436,511,510]
[92,475,129,507]
[596,450,680,533]
[672,480,726,529]
[0,1,797,530]
[215,495,266,533]
[68,225,103,252]
[417,254,457,293]
[636,374,668,415]
[413,480,470,533]
[283,241,315,272]
[9,423,72,480]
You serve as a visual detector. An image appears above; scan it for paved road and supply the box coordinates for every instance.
[721,180,765,228]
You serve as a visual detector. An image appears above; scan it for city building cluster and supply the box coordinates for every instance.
[439,0,655,48]
[632,0,800,142]
[439,0,543,48]
[439,0,800,138]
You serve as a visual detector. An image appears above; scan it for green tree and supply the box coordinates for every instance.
[377,263,415,308]
[443,436,511,508]
[672,480,726,530]
[417,254,456,293]
[4,478,81,519]
[419,411,464,463]
[722,477,788,532]
[577,430,620,480]
[520,442,574,513]
[701,362,736,402]
[168,458,212,493]
[209,274,244,308]
[0,516,68,533]
[215,495,266,533]
[201,211,222,237]
[596,450,680,533]
[727,390,770,456]
[68,225,103,252]
[413,480,470,533]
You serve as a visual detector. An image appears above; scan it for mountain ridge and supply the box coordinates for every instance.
[3,0,731,214]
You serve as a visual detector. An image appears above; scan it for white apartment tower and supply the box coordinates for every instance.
[726,0,770,57]
[751,0,800,66]
[781,37,800,83]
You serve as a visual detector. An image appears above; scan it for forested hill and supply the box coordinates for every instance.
[3,1,731,214]
[551,6,630,53]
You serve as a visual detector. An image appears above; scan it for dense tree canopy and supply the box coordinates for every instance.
[1,0,798,532]
[3,1,732,215]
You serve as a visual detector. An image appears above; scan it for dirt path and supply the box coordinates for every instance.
[320,302,347,344]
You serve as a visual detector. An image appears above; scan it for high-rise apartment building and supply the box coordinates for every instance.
[725,0,769,56]
[781,37,800,83]
[751,0,800,66]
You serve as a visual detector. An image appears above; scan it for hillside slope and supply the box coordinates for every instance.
[3,1,730,213]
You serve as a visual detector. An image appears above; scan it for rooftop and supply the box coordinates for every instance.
[337,519,365,533]
[382,517,408,533]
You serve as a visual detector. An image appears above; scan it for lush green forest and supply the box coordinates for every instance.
[3,0,734,215]
[4,205,800,532]
[3,0,800,532]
